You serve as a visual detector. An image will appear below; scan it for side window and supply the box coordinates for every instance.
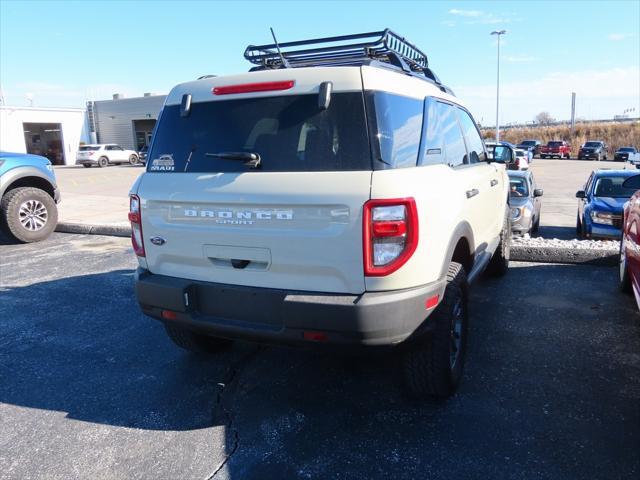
[105,145,113,151]
[419,97,446,166]
[437,102,467,167]
[456,108,486,163]
[368,92,424,169]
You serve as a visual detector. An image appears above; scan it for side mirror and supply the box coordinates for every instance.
[533,188,544,197]
[493,145,514,164]
[575,190,586,199]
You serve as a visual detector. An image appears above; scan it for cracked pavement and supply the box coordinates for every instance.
[1,233,639,479]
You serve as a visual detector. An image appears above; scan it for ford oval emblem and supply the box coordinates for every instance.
[150,236,166,246]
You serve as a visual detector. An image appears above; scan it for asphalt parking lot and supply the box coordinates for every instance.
[1,233,638,479]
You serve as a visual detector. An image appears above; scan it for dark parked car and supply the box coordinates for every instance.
[578,141,608,161]
[614,146,639,164]
[620,174,640,310]
[516,139,541,157]
[576,169,638,239]
[508,170,543,235]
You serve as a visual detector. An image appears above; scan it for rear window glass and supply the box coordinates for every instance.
[584,142,601,147]
[79,146,100,151]
[548,141,563,147]
[147,93,370,173]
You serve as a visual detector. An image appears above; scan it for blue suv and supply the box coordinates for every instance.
[0,151,60,242]
[576,169,637,239]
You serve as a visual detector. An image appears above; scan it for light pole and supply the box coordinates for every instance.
[491,30,506,141]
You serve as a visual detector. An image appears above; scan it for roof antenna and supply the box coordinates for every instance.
[270,27,290,68]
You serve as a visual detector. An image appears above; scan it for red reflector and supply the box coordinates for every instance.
[161,310,178,320]
[213,80,295,95]
[128,211,140,223]
[372,220,407,238]
[303,331,328,342]
[425,295,439,310]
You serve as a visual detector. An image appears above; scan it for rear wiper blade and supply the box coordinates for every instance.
[205,151,261,168]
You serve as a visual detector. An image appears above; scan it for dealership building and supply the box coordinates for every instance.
[0,93,167,165]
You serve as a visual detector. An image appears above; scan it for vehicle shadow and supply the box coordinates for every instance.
[0,268,232,431]
[218,263,639,479]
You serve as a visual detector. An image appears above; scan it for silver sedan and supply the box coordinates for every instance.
[508,170,543,235]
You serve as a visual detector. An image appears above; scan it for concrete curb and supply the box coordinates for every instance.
[55,222,131,238]
[511,245,618,267]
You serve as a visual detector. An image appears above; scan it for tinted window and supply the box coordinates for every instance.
[420,97,446,166]
[456,108,486,163]
[593,176,638,198]
[438,102,467,167]
[548,141,563,147]
[79,146,99,151]
[584,142,601,147]
[367,92,423,169]
[147,93,370,173]
[620,147,636,152]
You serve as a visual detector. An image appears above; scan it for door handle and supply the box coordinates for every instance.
[466,189,479,199]
[490,179,499,187]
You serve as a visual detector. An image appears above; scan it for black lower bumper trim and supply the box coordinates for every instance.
[135,269,446,347]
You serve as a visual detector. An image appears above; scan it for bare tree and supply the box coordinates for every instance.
[535,112,555,125]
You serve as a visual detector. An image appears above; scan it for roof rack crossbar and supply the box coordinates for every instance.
[244,29,430,72]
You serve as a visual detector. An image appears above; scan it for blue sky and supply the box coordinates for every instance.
[1,0,638,125]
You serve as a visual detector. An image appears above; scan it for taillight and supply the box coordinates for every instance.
[212,80,295,95]
[128,194,145,257]
[363,198,418,276]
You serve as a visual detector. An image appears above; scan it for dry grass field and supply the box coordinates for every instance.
[482,121,640,153]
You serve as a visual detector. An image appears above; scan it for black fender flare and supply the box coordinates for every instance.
[439,221,475,279]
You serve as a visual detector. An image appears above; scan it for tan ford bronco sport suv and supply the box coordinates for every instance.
[130,30,512,398]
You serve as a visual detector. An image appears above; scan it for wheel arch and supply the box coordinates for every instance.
[2,175,56,200]
[440,221,475,277]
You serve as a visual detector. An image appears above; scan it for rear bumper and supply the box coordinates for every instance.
[76,159,98,166]
[135,268,447,347]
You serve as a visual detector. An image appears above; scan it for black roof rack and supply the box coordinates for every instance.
[244,29,453,94]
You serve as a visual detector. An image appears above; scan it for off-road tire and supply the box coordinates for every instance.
[620,237,632,293]
[128,154,139,165]
[0,187,57,243]
[164,323,232,354]
[402,262,469,399]
[97,157,109,168]
[486,209,510,276]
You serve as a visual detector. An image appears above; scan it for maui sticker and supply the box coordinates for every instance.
[149,154,175,171]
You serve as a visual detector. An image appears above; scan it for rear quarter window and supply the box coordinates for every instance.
[366,92,423,169]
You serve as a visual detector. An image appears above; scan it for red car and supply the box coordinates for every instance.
[540,140,571,159]
[620,174,640,309]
